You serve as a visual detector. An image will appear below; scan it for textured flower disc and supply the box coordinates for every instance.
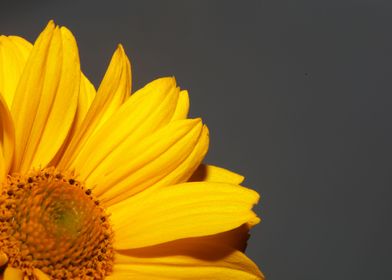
[0,168,114,279]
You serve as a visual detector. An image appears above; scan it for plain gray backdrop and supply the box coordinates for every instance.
[1,1,392,279]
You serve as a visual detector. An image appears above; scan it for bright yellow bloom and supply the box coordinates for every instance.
[0,21,263,279]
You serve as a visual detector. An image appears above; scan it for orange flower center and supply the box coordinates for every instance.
[0,168,114,279]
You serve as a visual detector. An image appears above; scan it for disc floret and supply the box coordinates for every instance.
[0,168,114,279]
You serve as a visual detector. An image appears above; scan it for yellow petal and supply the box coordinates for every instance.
[108,240,263,280]
[0,35,32,108]
[70,77,180,180]
[197,224,252,252]
[11,22,81,173]
[189,164,245,184]
[33,269,50,280]
[7,36,32,53]
[74,73,96,130]
[3,267,23,280]
[109,181,259,249]
[93,119,205,205]
[0,94,14,182]
[58,44,130,170]
[47,73,96,167]
[171,89,190,120]
[146,124,209,190]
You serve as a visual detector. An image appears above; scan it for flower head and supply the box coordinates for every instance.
[0,21,263,279]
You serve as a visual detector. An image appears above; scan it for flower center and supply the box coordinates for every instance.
[0,168,114,279]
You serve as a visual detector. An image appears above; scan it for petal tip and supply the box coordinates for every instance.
[115,44,127,58]
[191,117,203,127]
[248,215,261,227]
[46,19,56,30]
[162,76,177,86]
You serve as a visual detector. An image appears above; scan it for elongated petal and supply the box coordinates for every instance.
[108,240,263,280]
[3,267,23,280]
[7,36,32,53]
[58,45,130,170]
[92,119,204,205]
[109,181,259,249]
[189,164,245,184]
[184,224,253,252]
[171,89,190,120]
[0,95,14,182]
[0,35,32,108]
[145,125,209,191]
[47,73,96,167]
[74,74,96,130]
[11,22,81,173]
[71,77,180,180]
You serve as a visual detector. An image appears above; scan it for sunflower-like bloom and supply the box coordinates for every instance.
[0,21,263,279]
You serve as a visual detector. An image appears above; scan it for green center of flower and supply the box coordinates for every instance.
[0,168,114,279]
[51,201,82,237]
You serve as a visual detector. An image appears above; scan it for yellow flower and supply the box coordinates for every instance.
[0,21,263,279]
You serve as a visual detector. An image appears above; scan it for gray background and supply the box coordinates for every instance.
[1,0,392,279]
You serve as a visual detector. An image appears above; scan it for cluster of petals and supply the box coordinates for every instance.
[0,21,263,279]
